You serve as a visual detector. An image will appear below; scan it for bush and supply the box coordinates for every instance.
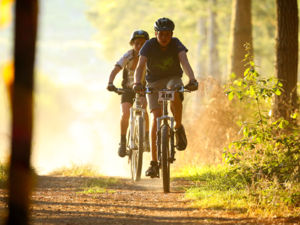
[224,50,300,207]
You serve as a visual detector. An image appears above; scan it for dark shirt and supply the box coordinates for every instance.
[139,37,188,82]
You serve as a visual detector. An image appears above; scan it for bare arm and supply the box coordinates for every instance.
[134,55,147,84]
[178,51,196,80]
[108,65,122,83]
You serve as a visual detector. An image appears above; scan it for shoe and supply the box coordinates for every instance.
[118,140,127,157]
[145,161,159,178]
[175,125,187,151]
[144,138,150,152]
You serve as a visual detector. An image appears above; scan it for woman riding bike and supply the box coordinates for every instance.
[107,30,150,157]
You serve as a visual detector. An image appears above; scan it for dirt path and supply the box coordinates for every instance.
[0,176,298,225]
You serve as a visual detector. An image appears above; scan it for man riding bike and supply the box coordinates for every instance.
[133,18,198,177]
[107,30,150,157]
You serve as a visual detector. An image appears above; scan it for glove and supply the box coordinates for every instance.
[185,79,198,91]
[107,83,116,92]
[133,83,144,93]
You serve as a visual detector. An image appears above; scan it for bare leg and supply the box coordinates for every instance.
[120,102,132,135]
[170,93,183,129]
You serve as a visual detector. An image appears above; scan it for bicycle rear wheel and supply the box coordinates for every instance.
[130,116,144,181]
[161,124,170,193]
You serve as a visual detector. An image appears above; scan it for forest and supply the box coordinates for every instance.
[0,0,299,224]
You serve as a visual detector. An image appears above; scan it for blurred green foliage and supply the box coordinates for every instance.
[85,0,282,78]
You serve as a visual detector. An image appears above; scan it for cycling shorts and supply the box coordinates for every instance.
[121,89,135,105]
[146,77,184,111]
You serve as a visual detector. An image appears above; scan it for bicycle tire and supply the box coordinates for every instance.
[136,116,144,180]
[130,116,144,181]
[161,124,170,193]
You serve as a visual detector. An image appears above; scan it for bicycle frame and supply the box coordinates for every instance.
[145,86,188,192]
[113,88,147,181]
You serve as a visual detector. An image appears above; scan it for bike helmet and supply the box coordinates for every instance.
[129,30,149,45]
[154,17,175,31]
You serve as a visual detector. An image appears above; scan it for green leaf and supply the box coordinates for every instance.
[233,79,243,87]
[228,91,234,101]
[244,68,250,77]
[230,73,236,80]
[243,127,249,137]
[278,119,289,129]
[275,89,281,96]
[291,112,298,119]
[249,86,255,97]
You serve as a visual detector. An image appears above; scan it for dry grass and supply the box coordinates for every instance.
[177,77,240,167]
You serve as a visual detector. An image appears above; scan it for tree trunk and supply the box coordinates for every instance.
[7,1,38,224]
[196,16,207,78]
[274,0,298,120]
[229,0,253,79]
[208,0,220,79]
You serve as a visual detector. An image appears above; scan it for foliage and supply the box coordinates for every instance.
[85,0,283,78]
[0,0,14,28]
[224,48,300,208]
[85,0,231,75]
[174,165,300,216]
[0,163,8,187]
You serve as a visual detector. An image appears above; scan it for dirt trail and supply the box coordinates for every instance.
[0,176,298,225]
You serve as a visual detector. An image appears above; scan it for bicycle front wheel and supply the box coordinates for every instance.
[161,124,170,193]
[130,116,144,181]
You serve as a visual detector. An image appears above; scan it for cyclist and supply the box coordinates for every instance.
[107,30,150,157]
[133,18,198,177]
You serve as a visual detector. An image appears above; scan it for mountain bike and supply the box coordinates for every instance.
[146,86,190,193]
[114,88,148,181]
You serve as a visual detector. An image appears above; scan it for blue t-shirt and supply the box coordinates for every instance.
[139,37,188,82]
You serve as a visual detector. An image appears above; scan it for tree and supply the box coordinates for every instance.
[228,0,253,79]
[273,0,298,120]
[208,0,220,79]
[195,16,207,78]
[7,0,38,224]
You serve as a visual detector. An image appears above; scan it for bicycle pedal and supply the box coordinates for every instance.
[168,158,176,163]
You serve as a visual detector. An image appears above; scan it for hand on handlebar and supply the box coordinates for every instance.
[133,82,144,93]
[107,83,117,92]
[184,79,198,91]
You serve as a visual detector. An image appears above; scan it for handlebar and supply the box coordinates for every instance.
[112,88,126,95]
[144,86,191,94]
[112,86,192,95]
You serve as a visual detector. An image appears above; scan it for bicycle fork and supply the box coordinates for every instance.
[156,116,175,164]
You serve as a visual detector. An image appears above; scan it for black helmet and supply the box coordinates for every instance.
[154,17,175,31]
[130,30,149,44]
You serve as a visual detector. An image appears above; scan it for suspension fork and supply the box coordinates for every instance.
[156,100,175,163]
[129,107,135,149]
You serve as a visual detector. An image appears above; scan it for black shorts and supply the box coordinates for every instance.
[121,89,135,105]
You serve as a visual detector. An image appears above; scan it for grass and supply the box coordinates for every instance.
[173,165,300,217]
[50,163,120,194]
[80,177,120,194]
[50,163,101,177]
